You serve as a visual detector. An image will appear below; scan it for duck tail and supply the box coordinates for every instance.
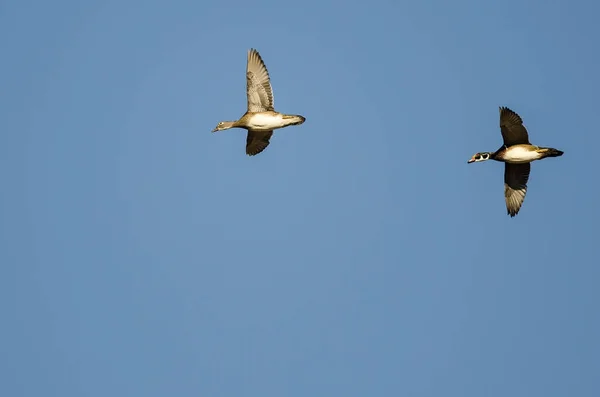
[538,147,564,158]
[282,114,306,125]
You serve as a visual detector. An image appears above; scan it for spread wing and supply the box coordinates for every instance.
[499,107,530,146]
[246,49,274,113]
[504,163,531,217]
[246,130,273,156]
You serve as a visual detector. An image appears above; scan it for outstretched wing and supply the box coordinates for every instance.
[504,163,531,217]
[246,130,273,156]
[499,107,530,146]
[246,49,274,112]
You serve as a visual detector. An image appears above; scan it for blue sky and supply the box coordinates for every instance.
[1,0,599,396]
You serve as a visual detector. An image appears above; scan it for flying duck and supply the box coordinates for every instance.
[212,48,306,156]
[468,106,564,217]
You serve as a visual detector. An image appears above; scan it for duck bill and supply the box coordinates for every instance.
[467,158,475,164]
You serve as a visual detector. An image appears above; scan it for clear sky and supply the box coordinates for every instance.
[1,0,599,396]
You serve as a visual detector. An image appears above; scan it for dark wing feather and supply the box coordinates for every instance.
[246,130,273,156]
[504,163,531,217]
[499,107,530,146]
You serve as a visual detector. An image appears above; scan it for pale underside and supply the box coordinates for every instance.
[246,112,292,131]
[501,145,542,164]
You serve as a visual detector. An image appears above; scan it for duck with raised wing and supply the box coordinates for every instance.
[212,48,306,156]
[467,106,564,217]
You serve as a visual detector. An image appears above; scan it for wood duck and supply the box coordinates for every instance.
[212,48,306,156]
[468,107,564,217]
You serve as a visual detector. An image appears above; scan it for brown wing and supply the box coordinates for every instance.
[504,163,531,217]
[499,107,530,146]
[246,49,275,113]
[246,130,273,156]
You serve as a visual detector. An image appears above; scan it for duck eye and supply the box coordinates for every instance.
[475,154,481,160]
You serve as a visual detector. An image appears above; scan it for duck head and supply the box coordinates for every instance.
[467,152,492,163]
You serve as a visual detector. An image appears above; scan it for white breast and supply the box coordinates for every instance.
[247,113,285,131]
[503,146,541,163]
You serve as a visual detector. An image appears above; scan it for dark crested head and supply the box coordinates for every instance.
[467,152,491,164]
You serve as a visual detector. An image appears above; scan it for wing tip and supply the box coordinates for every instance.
[499,106,523,123]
